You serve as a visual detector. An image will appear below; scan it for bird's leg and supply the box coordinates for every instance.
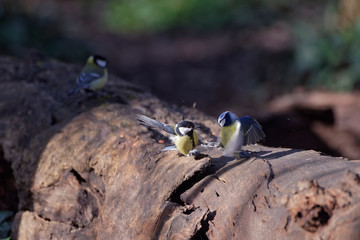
[234,151,251,159]
[85,89,109,99]
[96,90,109,97]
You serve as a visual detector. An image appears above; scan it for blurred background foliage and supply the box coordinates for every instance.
[0,0,359,102]
[0,0,93,61]
[294,0,360,91]
[104,0,291,33]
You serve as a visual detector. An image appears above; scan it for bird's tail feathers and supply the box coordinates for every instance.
[67,86,81,96]
[136,114,164,129]
[136,114,176,134]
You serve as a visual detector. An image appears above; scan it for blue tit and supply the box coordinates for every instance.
[136,114,200,156]
[217,111,265,157]
[68,55,108,96]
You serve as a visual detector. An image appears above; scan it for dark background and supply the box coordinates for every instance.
[1,0,360,155]
[2,0,359,113]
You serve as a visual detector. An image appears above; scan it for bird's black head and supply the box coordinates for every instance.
[175,121,195,136]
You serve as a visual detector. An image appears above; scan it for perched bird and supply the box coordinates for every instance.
[136,114,200,156]
[217,111,265,157]
[68,55,108,96]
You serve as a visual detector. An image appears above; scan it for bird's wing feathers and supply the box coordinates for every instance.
[239,116,266,145]
[223,120,243,156]
[161,145,178,151]
[136,114,176,135]
[76,71,103,86]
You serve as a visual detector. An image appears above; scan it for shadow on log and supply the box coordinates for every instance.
[0,56,360,239]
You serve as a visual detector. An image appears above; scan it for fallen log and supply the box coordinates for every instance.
[0,56,360,239]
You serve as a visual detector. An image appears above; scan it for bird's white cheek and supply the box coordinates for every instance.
[179,127,192,135]
[96,59,107,68]
[219,120,225,127]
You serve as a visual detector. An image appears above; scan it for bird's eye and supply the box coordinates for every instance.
[220,119,225,126]
[218,117,223,124]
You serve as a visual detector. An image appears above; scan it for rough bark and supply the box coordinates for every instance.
[1,56,360,239]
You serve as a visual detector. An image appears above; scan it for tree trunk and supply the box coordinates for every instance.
[1,56,360,239]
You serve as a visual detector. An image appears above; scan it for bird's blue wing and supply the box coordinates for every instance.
[136,114,176,135]
[76,72,102,86]
[239,116,266,145]
[68,72,102,96]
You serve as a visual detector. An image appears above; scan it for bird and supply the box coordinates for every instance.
[68,55,108,96]
[217,111,265,157]
[136,114,200,156]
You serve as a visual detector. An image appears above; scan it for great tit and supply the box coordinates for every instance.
[136,114,200,156]
[217,111,265,157]
[68,55,108,96]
